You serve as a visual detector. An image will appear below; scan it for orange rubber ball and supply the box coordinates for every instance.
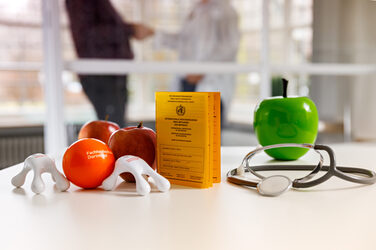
[63,138,115,189]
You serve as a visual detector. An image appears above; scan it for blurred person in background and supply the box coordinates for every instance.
[66,0,153,127]
[154,0,240,125]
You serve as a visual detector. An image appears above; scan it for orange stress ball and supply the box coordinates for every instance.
[63,138,115,189]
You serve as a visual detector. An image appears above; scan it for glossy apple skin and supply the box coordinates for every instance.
[254,96,318,160]
[78,120,120,144]
[108,124,156,182]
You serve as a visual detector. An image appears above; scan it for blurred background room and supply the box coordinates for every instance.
[0,0,375,169]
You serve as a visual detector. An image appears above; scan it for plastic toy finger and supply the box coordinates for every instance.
[102,155,170,196]
[11,153,70,194]
[31,166,45,194]
[11,164,32,188]
[133,171,151,196]
[141,164,170,192]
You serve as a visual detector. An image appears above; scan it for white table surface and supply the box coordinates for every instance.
[1,143,376,250]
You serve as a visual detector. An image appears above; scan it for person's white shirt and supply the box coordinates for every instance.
[154,0,240,124]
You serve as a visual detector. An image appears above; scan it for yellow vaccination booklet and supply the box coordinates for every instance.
[155,92,221,188]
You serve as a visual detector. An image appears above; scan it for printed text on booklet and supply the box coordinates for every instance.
[156,92,221,188]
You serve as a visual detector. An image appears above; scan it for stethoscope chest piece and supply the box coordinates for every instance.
[257,175,292,197]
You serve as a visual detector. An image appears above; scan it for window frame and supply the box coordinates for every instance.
[1,0,376,154]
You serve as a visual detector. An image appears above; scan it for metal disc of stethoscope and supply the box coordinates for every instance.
[256,175,292,197]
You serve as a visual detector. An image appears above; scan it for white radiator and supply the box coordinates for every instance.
[0,135,44,169]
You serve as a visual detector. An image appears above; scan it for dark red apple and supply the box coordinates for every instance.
[78,120,120,144]
[108,122,156,182]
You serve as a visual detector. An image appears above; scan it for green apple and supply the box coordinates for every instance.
[253,79,319,160]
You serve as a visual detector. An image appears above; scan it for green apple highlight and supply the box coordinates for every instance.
[253,79,319,160]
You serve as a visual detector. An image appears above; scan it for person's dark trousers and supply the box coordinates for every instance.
[80,75,127,127]
[180,78,225,127]
[181,78,197,92]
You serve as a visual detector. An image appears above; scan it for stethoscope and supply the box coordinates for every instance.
[227,143,376,196]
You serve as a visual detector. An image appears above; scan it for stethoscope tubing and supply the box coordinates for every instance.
[227,144,376,189]
[227,164,376,188]
[242,143,323,183]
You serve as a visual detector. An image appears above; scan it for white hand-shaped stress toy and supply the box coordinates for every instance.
[102,155,170,196]
[11,153,70,194]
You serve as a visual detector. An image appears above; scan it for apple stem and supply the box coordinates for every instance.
[282,78,288,98]
[137,121,143,128]
[105,114,109,121]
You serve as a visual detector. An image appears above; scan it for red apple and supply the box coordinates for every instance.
[78,120,120,144]
[108,122,156,182]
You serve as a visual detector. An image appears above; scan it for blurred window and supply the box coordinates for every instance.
[0,0,43,126]
[0,0,313,127]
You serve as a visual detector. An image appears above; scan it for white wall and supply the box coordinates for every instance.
[311,0,376,140]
